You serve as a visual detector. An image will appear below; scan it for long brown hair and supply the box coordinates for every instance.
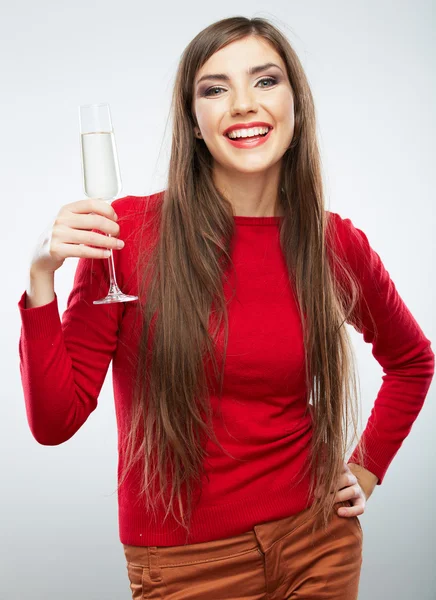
[117,16,369,542]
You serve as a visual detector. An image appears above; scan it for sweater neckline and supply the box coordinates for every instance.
[233,215,283,225]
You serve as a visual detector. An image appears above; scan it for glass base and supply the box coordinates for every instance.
[93,291,138,304]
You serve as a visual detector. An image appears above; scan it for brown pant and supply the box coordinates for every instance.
[123,499,362,599]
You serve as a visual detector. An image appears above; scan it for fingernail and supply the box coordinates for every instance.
[117,239,124,248]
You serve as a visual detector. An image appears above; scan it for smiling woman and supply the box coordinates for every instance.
[17,13,434,600]
[191,36,295,216]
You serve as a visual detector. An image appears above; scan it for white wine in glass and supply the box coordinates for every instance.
[79,103,138,304]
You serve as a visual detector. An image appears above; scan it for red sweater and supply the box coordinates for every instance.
[18,192,434,546]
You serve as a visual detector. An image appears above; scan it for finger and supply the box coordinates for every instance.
[328,472,358,495]
[57,243,113,260]
[337,496,365,517]
[71,213,120,236]
[340,472,357,489]
[334,483,361,504]
[314,468,358,497]
[70,229,124,250]
[66,198,118,221]
[54,214,120,238]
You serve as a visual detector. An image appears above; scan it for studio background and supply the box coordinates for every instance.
[1,1,434,598]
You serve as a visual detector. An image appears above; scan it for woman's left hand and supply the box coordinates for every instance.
[315,461,378,518]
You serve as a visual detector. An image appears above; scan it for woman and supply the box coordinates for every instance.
[18,16,434,600]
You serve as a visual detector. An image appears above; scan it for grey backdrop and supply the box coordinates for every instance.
[2,1,434,598]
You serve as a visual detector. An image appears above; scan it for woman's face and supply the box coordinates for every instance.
[192,36,295,174]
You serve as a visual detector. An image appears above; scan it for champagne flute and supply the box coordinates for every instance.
[79,103,138,304]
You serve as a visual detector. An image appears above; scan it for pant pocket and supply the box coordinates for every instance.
[126,562,144,599]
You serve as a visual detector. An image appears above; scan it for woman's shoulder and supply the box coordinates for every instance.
[325,209,373,276]
[111,190,165,220]
[111,191,164,240]
[326,210,368,249]
[326,209,356,234]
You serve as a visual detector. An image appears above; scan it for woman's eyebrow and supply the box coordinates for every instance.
[196,62,284,86]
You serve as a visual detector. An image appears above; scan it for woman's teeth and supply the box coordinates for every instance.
[227,127,270,139]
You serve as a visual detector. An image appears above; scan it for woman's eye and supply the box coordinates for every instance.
[203,76,278,97]
[257,76,277,88]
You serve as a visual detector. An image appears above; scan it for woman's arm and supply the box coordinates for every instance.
[329,212,435,486]
[17,198,130,444]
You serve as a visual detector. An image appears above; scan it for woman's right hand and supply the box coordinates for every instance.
[30,198,124,275]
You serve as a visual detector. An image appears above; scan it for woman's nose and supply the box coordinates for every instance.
[230,90,258,116]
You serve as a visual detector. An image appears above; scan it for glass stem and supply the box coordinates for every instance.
[107,234,121,294]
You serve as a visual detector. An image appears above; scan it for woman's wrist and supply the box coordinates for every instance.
[26,269,55,308]
[348,462,379,500]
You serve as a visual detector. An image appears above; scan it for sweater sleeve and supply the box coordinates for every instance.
[18,230,123,446]
[329,212,435,485]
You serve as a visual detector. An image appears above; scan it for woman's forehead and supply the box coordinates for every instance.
[196,37,283,79]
